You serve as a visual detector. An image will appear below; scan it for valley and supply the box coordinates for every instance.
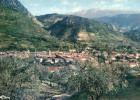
[0,0,140,100]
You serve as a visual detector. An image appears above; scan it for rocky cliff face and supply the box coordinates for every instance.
[0,0,43,27]
[0,0,28,14]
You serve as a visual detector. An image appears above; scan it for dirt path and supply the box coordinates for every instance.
[46,93,74,100]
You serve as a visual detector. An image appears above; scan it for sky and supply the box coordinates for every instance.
[19,0,140,15]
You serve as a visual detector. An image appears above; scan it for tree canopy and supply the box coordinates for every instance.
[67,61,130,100]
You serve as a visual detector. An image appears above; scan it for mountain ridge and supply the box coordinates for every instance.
[0,5,82,51]
[36,13,68,29]
[0,0,43,27]
[37,14,140,52]
[68,8,140,19]
[94,14,140,31]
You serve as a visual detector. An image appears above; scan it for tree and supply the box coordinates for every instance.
[0,56,40,100]
[67,61,129,100]
[49,67,73,89]
[97,55,105,63]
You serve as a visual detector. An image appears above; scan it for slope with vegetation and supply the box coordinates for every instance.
[37,14,140,53]
[0,0,43,26]
[0,5,82,51]
[0,4,47,51]
[36,13,68,29]
[124,30,140,42]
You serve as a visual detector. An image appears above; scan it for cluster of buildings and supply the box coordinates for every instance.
[93,51,140,68]
[35,51,94,64]
[1,50,140,72]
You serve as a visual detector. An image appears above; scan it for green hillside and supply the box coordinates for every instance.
[124,30,140,42]
[43,15,140,52]
[0,5,78,51]
[1,4,140,52]
[0,5,45,51]
[0,0,43,26]
[49,16,119,41]
[36,13,67,29]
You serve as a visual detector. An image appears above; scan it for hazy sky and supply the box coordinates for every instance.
[19,0,140,15]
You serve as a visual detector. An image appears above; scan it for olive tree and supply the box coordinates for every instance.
[0,56,40,100]
[67,61,129,100]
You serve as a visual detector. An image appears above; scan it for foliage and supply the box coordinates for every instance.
[36,13,67,29]
[124,30,140,42]
[48,67,73,89]
[67,61,130,100]
[37,14,140,53]
[0,56,40,99]
[0,5,82,51]
[97,55,105,63]
[114,45,134,53]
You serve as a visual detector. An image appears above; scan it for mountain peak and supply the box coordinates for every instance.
[0,0,43,27]
[68,8,140,19]
[0,0,28,14]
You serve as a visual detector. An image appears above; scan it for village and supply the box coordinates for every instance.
[1,49,140,73]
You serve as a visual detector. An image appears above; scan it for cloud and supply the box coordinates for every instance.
[33,3,40,7]
[62,0,69,5]
[100,1,106,5]
[114,0,128,2]
[73,2,78,6]
[112,4,122,7]
[31,7,67,15]
[72,7,81,12]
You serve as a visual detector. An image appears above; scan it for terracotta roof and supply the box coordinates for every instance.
[130,63,137,65]
[48,67,63,71]
[129,59,137,61]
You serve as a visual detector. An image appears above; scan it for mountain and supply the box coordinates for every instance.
[124,30,140,42]
[1,0,140,53]
[37,14,140,52]
[68,8,140,19]
[0,0,43,26]
[94,14,140,31]
[0,3,78,51]
[49,16,119,42]
[36,13,68,29]
[0,4,47,51]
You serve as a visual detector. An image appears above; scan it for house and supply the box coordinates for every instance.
[54,58,60,63]
[129,54,135,58]
[120,59,127,62]
[69,49,76,53]
[135,53,140,59]
[54,58,63,63]
[36,57,43,63]
[130,63,137,68]
[111,55,116,61]
[103,52,108,59]
[105,60,110,64]
[48,67,64,73]
[129,59,137,62]
[69,64,76,70]
[45,59,54,64]
[65,58,73,63]
[81,57,87,61]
